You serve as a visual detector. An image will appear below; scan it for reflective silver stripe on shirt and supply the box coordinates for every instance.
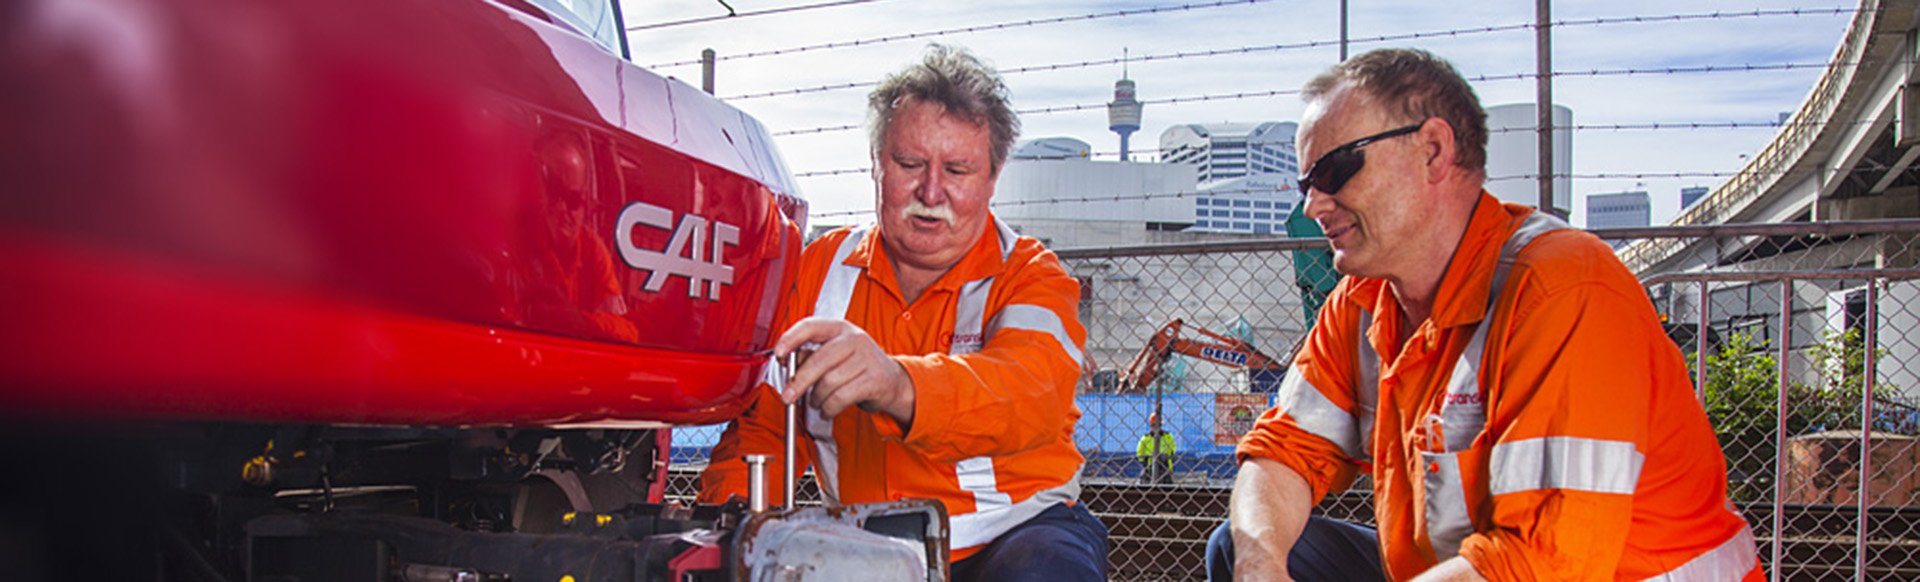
[1435,319,1491,452]
[1415,210,1571,559]
[954,278,992,354]
[1434,211,1570,453]
[947,219,1087,548]
[1355,311,1380,458]
[1489,436,1644,496]
[1275,368,1364,460]
[988,304,1085,367]
[811,227,868,321]
[1422,451,1474,559]
[948,277,1015,525]
[802,398,842,500]
[807,222,1080,526]
[955,455,1014,513]
[1642,525,1759,581]
[949,473,1081,549]
[1488,211,1572,300]
[993,216,1018,261]
[803,229,869,500]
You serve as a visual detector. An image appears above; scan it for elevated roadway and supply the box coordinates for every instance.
[1623,0,1920,276]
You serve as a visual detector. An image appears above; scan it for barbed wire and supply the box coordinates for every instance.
[722,7,1857,101]
[1487,117,1883,133]
[801,162,1848,219]
[626,0,891,32]
[645,0,1274,69]
[794,146,1181,176]
[1482,169,1781,181]
[725,23,1521,100]
[795,167,871,178]
[769,60,1862,137]
[789,117,1886,177]
[809,186,1295,219]
[1471,61,1834,83]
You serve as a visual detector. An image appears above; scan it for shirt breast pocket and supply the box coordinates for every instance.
[1417,400,1488,559]
[1419,445,1486,560]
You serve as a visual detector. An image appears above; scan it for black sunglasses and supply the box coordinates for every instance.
[1297,122,1424,195]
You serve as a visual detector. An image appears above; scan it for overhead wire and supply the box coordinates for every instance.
[794,147,1178,176]
[721,7,1856,101]
[791,118,1884,177]
[696,5,1868,219]
[803,162,1823,220]
[809,186,1297,219]
[770,60,1863,136]
[645,0,1276,69]
[626,0,891,32]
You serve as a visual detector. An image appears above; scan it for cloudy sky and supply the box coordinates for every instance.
[617,0,1858,230]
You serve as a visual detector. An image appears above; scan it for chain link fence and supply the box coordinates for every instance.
[665,219,1920,580]
[1628,220,1920,581]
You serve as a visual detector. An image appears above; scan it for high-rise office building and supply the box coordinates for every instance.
[1587,190,1652,232]
[1681,186,1709,209]
[1186,173,1303,235]
[1157,122,1300,185]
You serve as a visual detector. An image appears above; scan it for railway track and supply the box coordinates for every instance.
[1085,483,1920,581]
[667,466,1920,579]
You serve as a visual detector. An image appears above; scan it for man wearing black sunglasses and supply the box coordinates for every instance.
[1207,49,1759,581]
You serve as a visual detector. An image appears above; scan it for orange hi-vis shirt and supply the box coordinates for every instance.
[1239,194,1761,581]
[700,215,1088,561]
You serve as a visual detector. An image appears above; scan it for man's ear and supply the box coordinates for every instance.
[1420,117,1459,186]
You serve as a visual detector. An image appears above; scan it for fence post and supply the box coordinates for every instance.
[1856,279,1880,581]
[1774,280,1791,582]
[701,48,716,94]
[1697,280,1710,402]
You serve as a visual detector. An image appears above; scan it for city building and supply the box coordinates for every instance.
[1681,185,1709,209]
[1013,137,1093,160]
[1484,103,1572,216]
[992,144,1198,247]
[1587,190,1652,232]
[1186,173,1303,235]
[1157,122,1300,185]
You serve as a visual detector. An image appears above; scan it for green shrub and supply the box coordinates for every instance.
[1693,329,1908,501]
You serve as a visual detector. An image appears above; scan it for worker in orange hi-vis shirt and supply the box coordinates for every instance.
[1206,48,1761,582]
[698,45,1106,582]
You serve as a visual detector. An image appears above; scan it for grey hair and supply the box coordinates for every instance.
[1303,48,1489,175]
[867,44,1020,174]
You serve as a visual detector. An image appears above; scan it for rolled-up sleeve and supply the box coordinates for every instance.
[1236,283,1367,502]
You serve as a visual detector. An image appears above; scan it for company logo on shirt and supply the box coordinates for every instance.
[1445,392,1484,406]
[950,332,984,354]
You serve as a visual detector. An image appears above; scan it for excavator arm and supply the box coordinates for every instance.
[1118,319,1284,393]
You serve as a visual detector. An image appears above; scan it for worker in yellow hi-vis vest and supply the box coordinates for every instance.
[1136,413,1176,485]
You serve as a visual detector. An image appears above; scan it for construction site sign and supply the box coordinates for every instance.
[1214,393,1269,445]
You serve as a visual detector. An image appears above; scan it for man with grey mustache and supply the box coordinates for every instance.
[700,44,1107,582]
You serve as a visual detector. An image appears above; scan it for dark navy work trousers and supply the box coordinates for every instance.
[1205,516,1386,581]
[950,501,1110,582]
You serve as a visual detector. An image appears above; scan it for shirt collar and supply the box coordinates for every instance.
[1426,191,1532,329]
[841,212,1010,302]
